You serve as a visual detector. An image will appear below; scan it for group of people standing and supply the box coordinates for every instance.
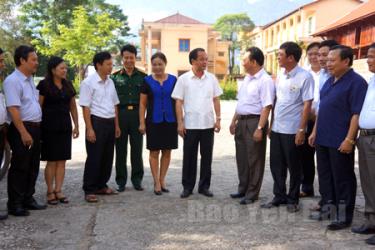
[0,40,375,245]
[229,40,375,245]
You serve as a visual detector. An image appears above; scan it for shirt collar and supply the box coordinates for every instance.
[93,71,109,84]
[247,68,265,80]
[15,69,32,83]
[283,65,299,79]
[189,70,207,80]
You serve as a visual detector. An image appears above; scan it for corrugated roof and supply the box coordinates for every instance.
[153,13,204,25]
[314,0,375,35]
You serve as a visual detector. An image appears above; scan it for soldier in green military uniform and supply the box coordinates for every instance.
[111,44,146,192]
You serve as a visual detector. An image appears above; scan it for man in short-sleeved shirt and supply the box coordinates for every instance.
[3,46,46,217]
[352,43,375,245]
[310,45,367,230]
[172,48,222,198]
[262,42,314,212]
[79,52,120,203]
[229,47,275,205]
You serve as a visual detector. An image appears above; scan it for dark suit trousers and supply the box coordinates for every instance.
[182,129,214,192]
[300,119,316,194]
[7,123,41,208]
[270,131,302,204]
[316,145,356,223]
[83,116,115,195]
[235,117,267,200]
[357,135,375,225]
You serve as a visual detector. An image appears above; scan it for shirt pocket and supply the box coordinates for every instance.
[286,83,302,102]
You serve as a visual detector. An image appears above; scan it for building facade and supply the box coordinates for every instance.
[139,13,230,79]
[242,0,362,75]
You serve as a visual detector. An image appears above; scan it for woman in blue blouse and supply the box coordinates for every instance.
[139,52,177,195]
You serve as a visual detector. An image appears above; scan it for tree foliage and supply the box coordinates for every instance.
[19,0,130,50]
[32,6,122,81]
[214,13,255,75]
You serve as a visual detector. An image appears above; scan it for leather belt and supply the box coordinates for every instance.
[238,114,260,120]
[360,129,375,136]
[121,104,139,110]
[91,115,115,122]
[23,121,40,127]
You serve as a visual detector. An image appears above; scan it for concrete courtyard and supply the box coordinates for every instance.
[0,101,372,250]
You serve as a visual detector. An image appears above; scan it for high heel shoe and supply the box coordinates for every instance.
[161,187,170,193]
[154,190,162,195]
[55,191,69,204]
[47,192,58,205]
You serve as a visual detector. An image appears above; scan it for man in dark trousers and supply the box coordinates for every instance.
[3,46,47,216]
[111,44,146,192]
[261,42,314,213]
[309,45,367,230]
[79,52,121,203]
[172,48,222,198]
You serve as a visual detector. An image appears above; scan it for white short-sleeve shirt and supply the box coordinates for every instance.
[272,66,314,134]
[236,69,275,115]
[172,70,223,129]
[79,72,120,119]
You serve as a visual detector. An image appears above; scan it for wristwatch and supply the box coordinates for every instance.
[298,128,305,133]
[257,126,262,130]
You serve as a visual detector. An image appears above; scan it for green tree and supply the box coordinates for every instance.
[19,0,130,52]
[33,6,122,83]
[214,13,255,75]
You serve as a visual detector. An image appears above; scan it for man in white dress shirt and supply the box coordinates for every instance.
[351,43,375,245]
[172,48,223,198]
[79,52,121,203]
[229,47,275,205]
[300,42,321,198]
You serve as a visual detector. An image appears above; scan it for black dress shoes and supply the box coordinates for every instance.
[286,204,299,213]
[239,198,255,205]
[117,185,126,192]
[8,207,30,217]
[180,189,192,198]
[198,189,213,197]
[134,185,144,191]
[309,211,331,221]
[327,221,351,231]
[0,211,8,220]
[230,193,245,199]
[351,224,375,234]
[261,199,286,209]
[366,235,375,245]
[24,200,47,210]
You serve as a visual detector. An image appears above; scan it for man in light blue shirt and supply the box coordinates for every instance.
[261,42,314,212]
[352,43,375,245]
[3,46,46,217]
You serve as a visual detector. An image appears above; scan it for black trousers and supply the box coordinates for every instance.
[83,116,115,195]
[182,129,214,192]
[7,122,41,208]
[300,119,316,195]
[316,145,356,223]
[270,131,302,204]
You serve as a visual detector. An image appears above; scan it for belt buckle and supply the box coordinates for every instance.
[127,105,133,110]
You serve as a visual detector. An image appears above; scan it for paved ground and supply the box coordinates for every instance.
[0,101,372,250]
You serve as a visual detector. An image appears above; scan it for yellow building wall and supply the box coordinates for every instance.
[160,27,209,76]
